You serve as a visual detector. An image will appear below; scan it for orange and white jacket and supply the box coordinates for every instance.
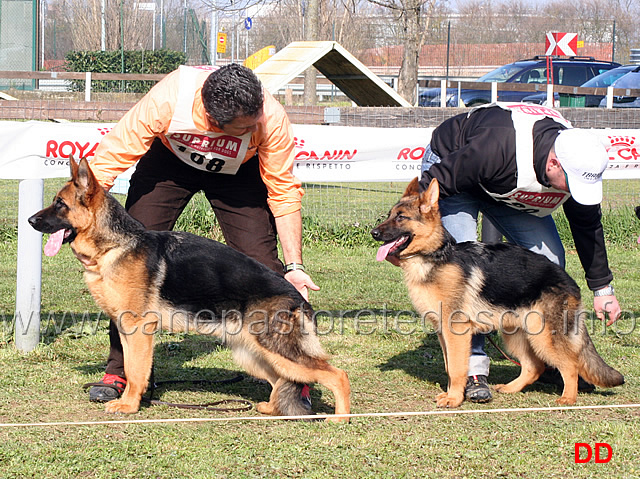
[92,66,303,218]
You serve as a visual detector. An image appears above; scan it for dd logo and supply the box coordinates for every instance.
[574,443,613,464]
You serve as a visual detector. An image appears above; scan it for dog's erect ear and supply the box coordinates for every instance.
[402,177,421,198]
[69,154,79,179]
[419,178,440,215]
[74,157,101,201]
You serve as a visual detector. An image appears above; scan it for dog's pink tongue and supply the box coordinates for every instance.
[376,237,407,262]
[376,242,395,262]
[44,229,65,257]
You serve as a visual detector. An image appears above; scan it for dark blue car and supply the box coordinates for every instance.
[418,56,620,107]
[522,65,640,107]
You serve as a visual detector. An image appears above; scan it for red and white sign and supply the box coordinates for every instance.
[0,122,639,187]
[545,32,578,56]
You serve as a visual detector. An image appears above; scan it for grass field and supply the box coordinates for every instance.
[0,180,639,478]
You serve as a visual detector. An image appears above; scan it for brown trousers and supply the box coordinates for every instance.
[105,139,283,377]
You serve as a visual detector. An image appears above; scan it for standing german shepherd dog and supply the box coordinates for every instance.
[372,178,623,408]
[29,157,350,421]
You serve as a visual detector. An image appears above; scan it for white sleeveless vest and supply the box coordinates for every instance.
[166,66,252,174]
[473,102,573,217]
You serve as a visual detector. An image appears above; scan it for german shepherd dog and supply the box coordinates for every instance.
[372,178,623,408]
[29,157,350,421]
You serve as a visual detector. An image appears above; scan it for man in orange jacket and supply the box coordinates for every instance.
[87,63,318,404]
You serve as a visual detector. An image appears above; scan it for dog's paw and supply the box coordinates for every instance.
[556,395,577,406]
[325,416,350,424]
[104,398,140,414]
[256,401,276,415]
[494,383,517,394]
[435,391,464,408]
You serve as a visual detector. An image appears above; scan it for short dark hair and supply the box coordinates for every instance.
[202,64,264,127]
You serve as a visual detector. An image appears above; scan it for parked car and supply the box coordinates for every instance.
[522,65,640,107]
[418,56,620,107]
[598,66,640,108]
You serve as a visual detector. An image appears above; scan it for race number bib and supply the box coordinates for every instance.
[166,131,251,174]
[482,185,570,216]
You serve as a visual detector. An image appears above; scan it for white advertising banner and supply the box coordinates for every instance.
[0,121,638,183]
[292,124,429,182]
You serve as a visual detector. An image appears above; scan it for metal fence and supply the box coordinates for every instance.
[2,1,633,74]
[0,0,36,89]
[0,94,639,231]
[2,87,640,344]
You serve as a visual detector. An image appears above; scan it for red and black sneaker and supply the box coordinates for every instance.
[88,374,127,402]
[301,384,312,410]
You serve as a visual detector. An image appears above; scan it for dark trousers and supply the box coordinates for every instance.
[105,139,283,377]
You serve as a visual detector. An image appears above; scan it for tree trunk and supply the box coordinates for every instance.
[303,0,319,106]
[397,5,422,105]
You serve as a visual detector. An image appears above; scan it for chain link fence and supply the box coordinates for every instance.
[3,1,631,75]
[0,0,36,89]
[0,102,638,231]
[0,102,639,319]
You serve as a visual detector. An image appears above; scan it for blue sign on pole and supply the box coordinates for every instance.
[244,17,252,30]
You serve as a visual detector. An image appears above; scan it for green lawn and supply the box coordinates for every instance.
[0,176,639,477]
[0,234,639,478]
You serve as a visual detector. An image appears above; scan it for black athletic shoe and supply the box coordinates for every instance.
[465,375,493,403]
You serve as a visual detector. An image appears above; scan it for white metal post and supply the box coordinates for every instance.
[152,5,156,51]
[546,83,554,107]
[606,86,614,109]
[210,9,217,65]
[101,0,106,50]
[84,71,91,102]
[491,82,498,103]
[440,80,446,108]
[15,179,44,353]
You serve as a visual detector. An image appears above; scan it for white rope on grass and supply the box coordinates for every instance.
[1,403,639,428]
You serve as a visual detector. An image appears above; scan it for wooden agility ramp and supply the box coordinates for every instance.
[253,41,411,107]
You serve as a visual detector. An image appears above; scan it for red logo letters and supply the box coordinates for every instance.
[574,443,613,464]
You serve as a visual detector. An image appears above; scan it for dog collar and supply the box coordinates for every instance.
[396,253,422,260]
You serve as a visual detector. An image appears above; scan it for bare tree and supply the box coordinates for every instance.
[249,0,377,54]
[51,0,156,51]
[303,0,320,105]
[246,0,303,51]
[365,0,440,104]
[320,0,379,53]
[454,0,640,63]
[542,0,639,62]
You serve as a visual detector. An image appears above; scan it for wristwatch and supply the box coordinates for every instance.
[593,285,615,297]
[284,262,305,273]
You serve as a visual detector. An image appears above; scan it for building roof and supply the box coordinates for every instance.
[253,41,411,107]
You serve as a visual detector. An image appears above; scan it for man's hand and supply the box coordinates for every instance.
[285,270,320,301]
[594,295,621,326]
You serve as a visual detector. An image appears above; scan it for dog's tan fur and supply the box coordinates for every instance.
[30,157,350,421]
[373,178,623,407]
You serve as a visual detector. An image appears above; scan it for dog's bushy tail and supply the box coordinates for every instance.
[275,381,316,419]
[578,331,624,388]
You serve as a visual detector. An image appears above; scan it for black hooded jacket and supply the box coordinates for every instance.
[419,106,612,290]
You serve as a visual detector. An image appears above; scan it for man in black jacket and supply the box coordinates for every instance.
[418,102,620,403]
